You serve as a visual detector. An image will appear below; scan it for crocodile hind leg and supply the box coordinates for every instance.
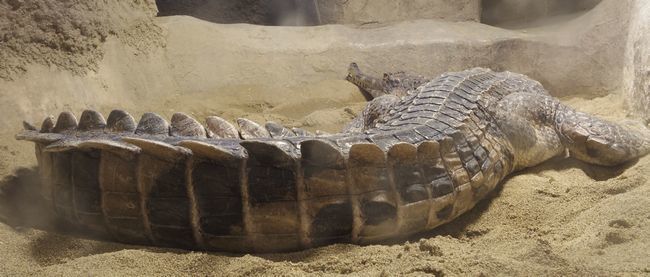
[555,104,650,166]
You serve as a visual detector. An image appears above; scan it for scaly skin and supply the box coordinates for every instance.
[15,64,650,252]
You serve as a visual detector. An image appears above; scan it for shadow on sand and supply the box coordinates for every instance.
[0,167,142,265]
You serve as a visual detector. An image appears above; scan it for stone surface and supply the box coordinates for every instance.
[625,0,650,122]
[0,0,160,80]
[482,0,602,26]
[0,0,633,130]
[155,0,481,25]
[316,0,480,24]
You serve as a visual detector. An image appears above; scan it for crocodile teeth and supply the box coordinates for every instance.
[205,116,239,139]
[237,118,270,139]
[135,112,169,136]
[40,115,55,133]
[78,109,107,131]
[170,112,207,138]
[106,109,136,133]
[52,111,78,133]
[265,121,295,138]
[291,127,314,137]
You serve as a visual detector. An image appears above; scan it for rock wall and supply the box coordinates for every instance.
[156,0,271,25]
[0,0,161,80]
[149,0,630,99]
[625,0,650,122]
[155,0,481,26]
[1,0,644,128]
[482,0,602,26]
[316,0,480,25]
[1,0,637,129]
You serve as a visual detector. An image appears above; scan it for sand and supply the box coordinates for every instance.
[0,1,649,276]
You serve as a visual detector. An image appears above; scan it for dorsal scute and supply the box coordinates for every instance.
[77,139,141,160]
[78,109,107,131]
[368,133,401,151]
[292,127,314,137]
[122,137,189,162]
[40,115,56,133]
[135,112,169,136]
[106,109,137,133]
[349,143,386,166]
[170,112,207,138]
[22,121,37,131]
[237,118,270,139]
[265,121,295,138]
[178,140,244,164]
[240,139,298,168]
[387,142,417,163]
[315,130,331,137]
[300,139,345,168]
[43,139,80,152]
[205,116,239,139]
[52,111,78,133]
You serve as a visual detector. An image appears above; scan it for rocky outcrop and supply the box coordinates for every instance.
[316,0,480,25]
[482,0,602,26]
[155,0,481,26]
[625,0,650,122]
[0,0,161,80]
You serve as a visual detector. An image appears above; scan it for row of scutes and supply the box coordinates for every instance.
[22,109,317,140]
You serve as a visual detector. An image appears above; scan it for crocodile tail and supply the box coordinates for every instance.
[16,110,508,252]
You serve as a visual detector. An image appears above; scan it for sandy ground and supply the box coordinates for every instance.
[1,1,649,276]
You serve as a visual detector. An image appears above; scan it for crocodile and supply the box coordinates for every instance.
[15,64,650,253]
